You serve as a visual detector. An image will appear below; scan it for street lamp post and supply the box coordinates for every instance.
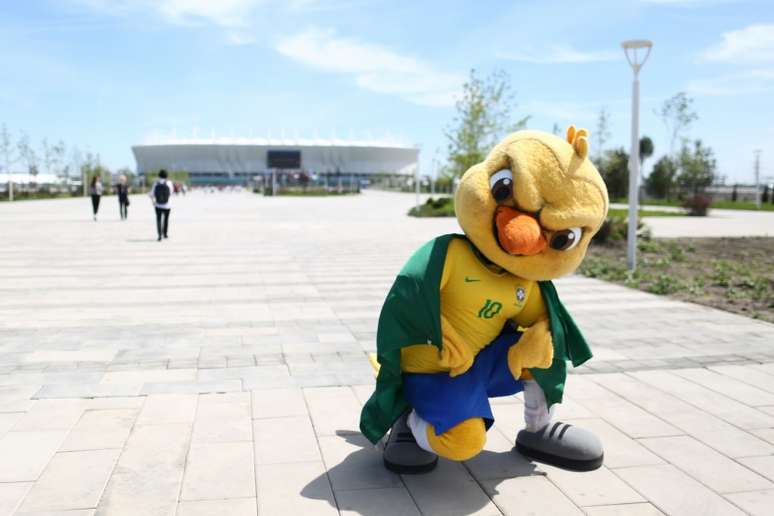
[622,39,653,272]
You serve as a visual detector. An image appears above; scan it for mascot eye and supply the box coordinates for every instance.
[549,227,582,251]
[489,169,513,203]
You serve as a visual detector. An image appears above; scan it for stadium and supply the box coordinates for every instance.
[131,137,420,186]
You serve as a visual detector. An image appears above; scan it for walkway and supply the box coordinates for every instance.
[1,191,773,515]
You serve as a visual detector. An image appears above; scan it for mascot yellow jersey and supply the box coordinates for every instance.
[401,238,547,376]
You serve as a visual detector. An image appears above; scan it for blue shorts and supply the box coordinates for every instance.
[402,326,524,435]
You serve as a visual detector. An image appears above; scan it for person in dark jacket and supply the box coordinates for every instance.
[149,169,173,241]
[89,175,103,221]
[116,175,130,220]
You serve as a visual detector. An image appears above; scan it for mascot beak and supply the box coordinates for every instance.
[495,206,547,256]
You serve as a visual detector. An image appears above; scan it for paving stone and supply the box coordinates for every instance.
[318,432,401,491]
[253,415,320,464]
[738,455,774,482]
[101,369,196,385]
[724,489,774,516]
[251,387,308,418]
[176,498,257,516]
[336,487,421,516]
[60,409,138,451]
[639,435,773,493]
[402,460,501,516]
[256,462,338,516]
[181,442,255,501]
[539,463,644,507]
[303,386,361,435]
[591,373,774,457]
[136,394,197,425]
[709,364,774,395]
[564,418,663,469]
[18,449,121,512]
[139,380,241,395]
[583,503,664,516]
[11,400,87,431]
[566,375,682,438]
[0,412,24,439]
[630,369,774,430]
[672,367,774,406]
[192,400,251,443]
[480,475,583,516]
[0,482,33,516]
[16,510,95,516]
[33,384,142,399]
[615,464,746,516]
[0,431,68,482]
[95,424,191,516]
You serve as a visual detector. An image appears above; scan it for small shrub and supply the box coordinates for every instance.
[683,194,711,216]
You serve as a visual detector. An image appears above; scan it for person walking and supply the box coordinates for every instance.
[149,169,173,241]
[89,175,104,221]
[116,175,130,220]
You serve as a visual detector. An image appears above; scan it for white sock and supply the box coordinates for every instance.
[407,410,434,453]
[523,380,553,431]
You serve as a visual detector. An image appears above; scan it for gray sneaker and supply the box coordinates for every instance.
[516,421,604,471]
[383,412,438,474]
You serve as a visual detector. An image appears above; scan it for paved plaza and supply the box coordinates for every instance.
[1,190,774,516]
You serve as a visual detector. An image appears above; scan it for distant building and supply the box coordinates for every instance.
[131,137,419,186]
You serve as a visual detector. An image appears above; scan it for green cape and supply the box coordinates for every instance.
[359,234,593,444]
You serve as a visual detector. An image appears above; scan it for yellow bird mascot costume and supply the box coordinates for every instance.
[360,126,609,473]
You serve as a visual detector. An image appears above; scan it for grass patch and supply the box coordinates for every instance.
[256,187,358,196]
[612,197,774,212]
[579,237,774,323]
[409,196,455,217]
[0,191,84,202]
[607,208,687,218]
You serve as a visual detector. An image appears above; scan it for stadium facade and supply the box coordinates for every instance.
[131,138,419,186]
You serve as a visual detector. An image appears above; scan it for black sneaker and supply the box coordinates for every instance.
[383,412,438,474]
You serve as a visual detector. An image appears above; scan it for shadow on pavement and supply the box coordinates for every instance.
[301,429,541,515]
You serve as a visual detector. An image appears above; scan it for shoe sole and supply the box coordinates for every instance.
[516,442,604,472]
[383,456,438,474]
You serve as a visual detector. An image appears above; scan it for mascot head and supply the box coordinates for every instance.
[455,126,609,281]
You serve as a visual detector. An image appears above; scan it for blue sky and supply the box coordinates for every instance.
[0,0,772,182]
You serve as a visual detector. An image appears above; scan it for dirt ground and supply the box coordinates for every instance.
[580,237,774,323]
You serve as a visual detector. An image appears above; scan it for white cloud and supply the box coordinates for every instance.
[702,24,774,63]
[641,0,738,5]
[686,68,774,96]
[520,100,597,123]
[71,0,266,28]
[498,46,619,64]
[276,29,464,107]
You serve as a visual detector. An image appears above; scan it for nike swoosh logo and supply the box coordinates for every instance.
[464,277,480,283]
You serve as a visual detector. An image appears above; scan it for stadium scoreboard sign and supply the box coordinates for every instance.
[267,150,301,169]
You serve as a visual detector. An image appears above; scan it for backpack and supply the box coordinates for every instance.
[154,182,170,204]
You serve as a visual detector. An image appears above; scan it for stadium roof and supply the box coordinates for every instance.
[137,136,418,150]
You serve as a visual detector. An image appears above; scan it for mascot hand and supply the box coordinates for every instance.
[507,318,554,378]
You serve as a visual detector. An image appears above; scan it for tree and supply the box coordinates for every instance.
[444,69,530,178]
[50,140,66,178]
[594,107,611,161]
[656,92,698,156]
[677,140,716,194]
[1,124,20,174]
[645,156,677,200]
[597,148,630,199]
[639,136,654,166]
[17,133,38,176]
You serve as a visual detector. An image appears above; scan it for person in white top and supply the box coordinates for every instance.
[89,175,104,221]
[149,169,174,241]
